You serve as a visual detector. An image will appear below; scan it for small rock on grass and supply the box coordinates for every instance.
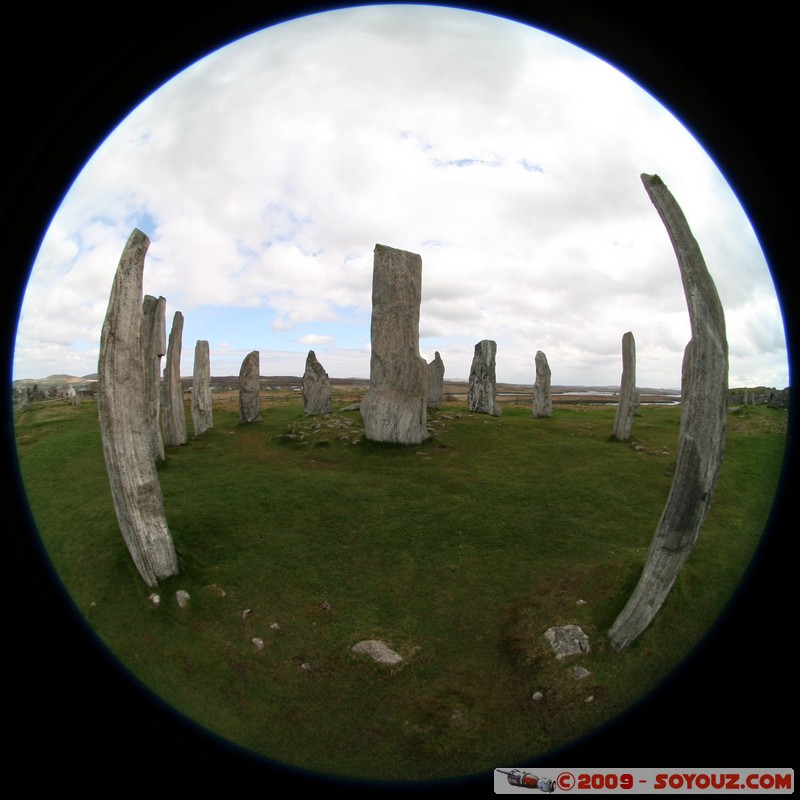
[351,639,403,665]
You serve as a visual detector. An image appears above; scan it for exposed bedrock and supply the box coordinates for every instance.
[360,244,429,444]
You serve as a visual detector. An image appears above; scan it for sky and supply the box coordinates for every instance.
[12,4,789,389]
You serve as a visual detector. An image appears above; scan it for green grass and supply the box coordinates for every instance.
[14,394,788,782]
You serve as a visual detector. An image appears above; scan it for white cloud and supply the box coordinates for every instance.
[298,334,334,346]
[12,4,788,389]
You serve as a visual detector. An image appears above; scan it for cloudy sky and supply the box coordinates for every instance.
[12,4,788,389]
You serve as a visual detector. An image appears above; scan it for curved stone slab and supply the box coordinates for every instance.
[142,294,166,461]
[162,311,187,447]
[608,174,728,650]
[97,229,178,587]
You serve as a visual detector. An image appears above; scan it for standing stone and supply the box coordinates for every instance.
[142,294,167,461]
[612,331,636,441]
[608,174,728,650]
[191,339,213,436]
[239,350,261,423]
[468,340,502,417]
[97,229,179,587]
[162,311,187,447]
[532,350,552,418]
[360,244,429,444]
[427,351,445,409]
[302,350,332,416]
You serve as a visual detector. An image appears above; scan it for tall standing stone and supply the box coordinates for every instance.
[162,311,187,447]
[239,350,261,423]
[302,350,332,416]
[360,244,429,444]
[191,339,213,436]
[612,331,636,441]
[608,174,728,650]
[532,350,552,418]
[427,351,445,409]
[142,294,166,461]
[97,229,179,587]
[468,340,502,417]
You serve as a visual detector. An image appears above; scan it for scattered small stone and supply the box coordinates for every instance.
[175,590,190,608]
[351,639,403,665]
[544,624,590,659]
[320,600,331,611]
[576,599,587,605]
[573,666,591,680]
[270,622,280,630]
[301,661,313,671]
[242,608,253,621]
[148,594,160,607]
[585,695,595,703]
[252,638,264,650]
[532,691,544,701]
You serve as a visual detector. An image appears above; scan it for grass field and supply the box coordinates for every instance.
[13,390,788,782]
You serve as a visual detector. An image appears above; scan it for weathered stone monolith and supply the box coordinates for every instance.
[427,351,445,409]
[360,244,429,444]
[302,350,332,416]
[142,294,166,461]
[532,350,552,418]
[468,340,501,417]
[608,173,728,650]
[612,331,636,440]
[162,311,187,447]
[239,350,261,423]
[97,229,179,587]
[191,339,213,436]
